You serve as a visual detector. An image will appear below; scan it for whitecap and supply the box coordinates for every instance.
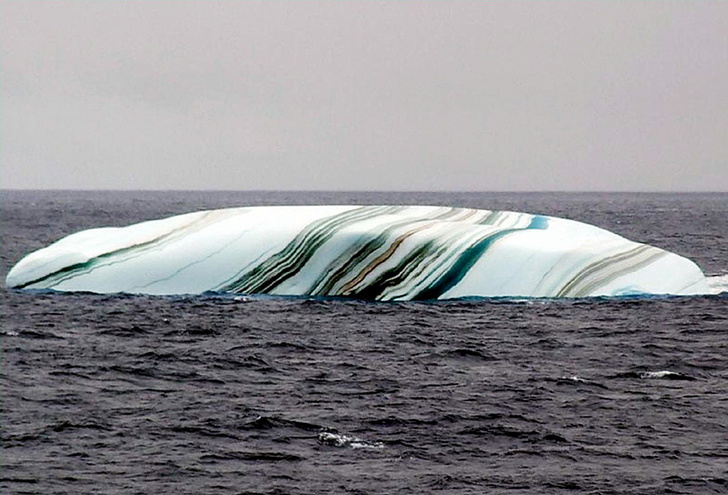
[639,370,695,380]
[318,431,384,450]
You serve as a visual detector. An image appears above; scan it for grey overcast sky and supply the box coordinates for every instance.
[1,1,727,191]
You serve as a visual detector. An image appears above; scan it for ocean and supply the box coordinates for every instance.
[1,190,726,494]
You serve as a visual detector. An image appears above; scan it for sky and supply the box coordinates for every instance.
[1,1,727,191]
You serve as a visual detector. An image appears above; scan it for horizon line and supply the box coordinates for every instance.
[1,188,726,194]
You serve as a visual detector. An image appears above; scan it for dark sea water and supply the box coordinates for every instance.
[1,191,727,495]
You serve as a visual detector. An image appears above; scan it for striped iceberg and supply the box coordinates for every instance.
[5,205,709,300]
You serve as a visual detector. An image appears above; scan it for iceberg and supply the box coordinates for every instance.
[5,205,709,300]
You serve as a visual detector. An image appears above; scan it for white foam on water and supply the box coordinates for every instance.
[318,431,384,450]
[640,371,681,379]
